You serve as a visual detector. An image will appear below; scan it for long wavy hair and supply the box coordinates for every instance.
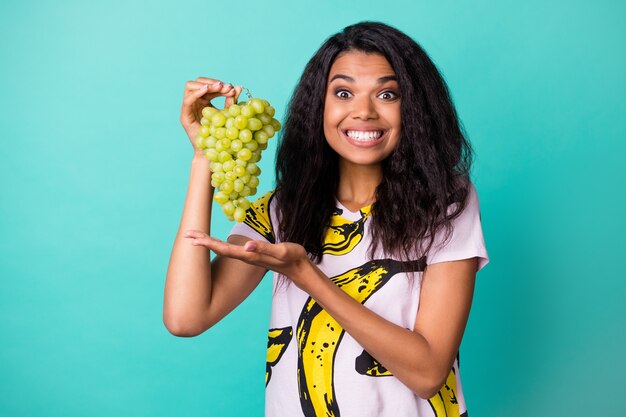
[274,21,474,266]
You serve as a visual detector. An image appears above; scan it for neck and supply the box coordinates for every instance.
[336,159,382,209]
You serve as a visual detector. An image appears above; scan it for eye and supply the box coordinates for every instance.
[334,89,352,99]
[378,90,399,100]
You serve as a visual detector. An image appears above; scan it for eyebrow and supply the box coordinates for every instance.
[329,74,397,84]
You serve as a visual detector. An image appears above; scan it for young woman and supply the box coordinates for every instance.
[164,21,489,417]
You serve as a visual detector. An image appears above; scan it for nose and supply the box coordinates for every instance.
[351,95,378,120]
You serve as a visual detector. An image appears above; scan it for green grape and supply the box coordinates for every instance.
[222,201,235,216]
[205,136,217,148]
[225,171,237,182]
[265,105,275,117]
[239,129,253,143]
[249,186,257,195]
[222,160,236,172]
[241,105,255,117]
[235,158,247,167]
[218,151,232,163]
[257,112,272,125]
[237,198,251,210]
[196,136,206,149]
[247,117,263,131]
[258,142,268,150]
[220,138,232,149]
[240,186,252,197]
[245,163,258,175]
[202,107,218,118]
[225,117,235,129]
[199,125,210,137]
[211,112,227,127]
[214,127,226,139]
[228,104,241,117]
[254,131,268,144]
[220,180,234,194]
[233,179,244,192]
[244,141,259,151]
[248,176,260,188]
[234,115,248,129]
[237,148,252,161]
[249,151,261,163]
[270,118,281,131]
[210,162,223,173]
[215,140,226,152]
[229,191,240,200]
[205,148,219,162]
[209,125,217,135]
[214,191,229,204]
[261,99,270,107]
[233,165,246,178]
[240,173,251,184]
[250,98,265,114]
[233,207,246,222]
[211,178,220,188]
[262,124,275,138]
[201,117,211,126]
[212,172,225,184]
[225,127,239,140]
[230,139,243,152]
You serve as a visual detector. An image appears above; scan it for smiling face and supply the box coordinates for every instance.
[323,51,402,170]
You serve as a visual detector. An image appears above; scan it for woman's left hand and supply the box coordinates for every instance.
[185,232,312,287]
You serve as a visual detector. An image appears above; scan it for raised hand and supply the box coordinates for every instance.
[179,77,243,154]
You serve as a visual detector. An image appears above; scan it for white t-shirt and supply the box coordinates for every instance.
[229,183,489,417]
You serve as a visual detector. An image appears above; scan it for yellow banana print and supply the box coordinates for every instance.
[296,258,426,417]
[266,326,293,386]
[321,207,370,255]
[243,191,275,243]
[427,367,459,417]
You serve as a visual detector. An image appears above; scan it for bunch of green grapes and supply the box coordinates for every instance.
[195,97,281,222]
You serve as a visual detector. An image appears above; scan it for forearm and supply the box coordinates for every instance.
[163,154,214,334]
[299,262,442,398]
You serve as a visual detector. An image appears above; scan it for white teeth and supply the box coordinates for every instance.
[345,130,383,141]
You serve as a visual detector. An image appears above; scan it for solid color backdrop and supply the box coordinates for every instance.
[1,0,624,416]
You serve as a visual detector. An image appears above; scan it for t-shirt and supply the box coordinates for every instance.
[229,182,489,417]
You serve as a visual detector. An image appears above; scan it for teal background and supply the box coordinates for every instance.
[1,0,624,416]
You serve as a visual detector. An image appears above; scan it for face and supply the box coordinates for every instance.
[323,51,401,169]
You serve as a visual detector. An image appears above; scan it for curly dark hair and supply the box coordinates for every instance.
[274,21,474,264]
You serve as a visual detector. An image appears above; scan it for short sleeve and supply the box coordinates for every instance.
[228,191,277,243]
[426,183,490,272]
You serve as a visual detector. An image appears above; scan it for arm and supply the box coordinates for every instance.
[298,257,476,399]
[163,78,267,337]
[188,238,476,398]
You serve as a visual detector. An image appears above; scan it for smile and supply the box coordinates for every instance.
[343,130,385,142]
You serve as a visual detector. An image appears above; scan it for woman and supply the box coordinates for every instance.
[164,21,489,417]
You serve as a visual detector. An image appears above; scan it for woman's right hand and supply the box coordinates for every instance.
[180,77,242,155]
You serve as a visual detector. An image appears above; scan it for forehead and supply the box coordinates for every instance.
[328,51,395,80]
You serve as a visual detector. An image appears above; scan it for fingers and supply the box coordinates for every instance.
[224,85,243,108]
[244,240,286,258]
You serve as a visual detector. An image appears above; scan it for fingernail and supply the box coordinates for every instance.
[245,242,257,251]
[213,81,222,87]
[201,84,209,90]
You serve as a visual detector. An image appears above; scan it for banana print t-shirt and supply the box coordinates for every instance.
[229,183,489,417]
